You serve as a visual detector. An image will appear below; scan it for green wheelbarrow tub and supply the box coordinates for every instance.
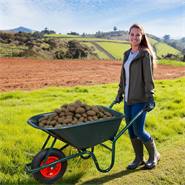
[27,106,124,149]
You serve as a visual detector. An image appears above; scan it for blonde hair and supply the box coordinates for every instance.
[129,24,157,65]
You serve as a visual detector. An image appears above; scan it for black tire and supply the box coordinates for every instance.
[31,148,67,184]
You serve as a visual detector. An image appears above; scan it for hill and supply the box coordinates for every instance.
[163,37,185,53]
[0,31,183,61]
[1,26,34,33]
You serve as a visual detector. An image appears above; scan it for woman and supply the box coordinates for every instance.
[115,24,160,169]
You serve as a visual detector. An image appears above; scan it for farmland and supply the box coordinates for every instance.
[1,58,185,92]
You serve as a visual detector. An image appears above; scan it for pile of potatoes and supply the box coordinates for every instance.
[38,100,113,128]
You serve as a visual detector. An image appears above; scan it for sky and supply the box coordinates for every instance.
[0,0,185,39]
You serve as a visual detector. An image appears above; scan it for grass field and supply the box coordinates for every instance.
[154,42,181,58]
[158,59,185,66]
[97,42,130,60]
[81,42,110,59]
[0,77,185,184]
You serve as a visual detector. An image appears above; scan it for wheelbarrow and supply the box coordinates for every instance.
[25,101,148,184]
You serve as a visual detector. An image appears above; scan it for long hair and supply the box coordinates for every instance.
[129,24,157,63]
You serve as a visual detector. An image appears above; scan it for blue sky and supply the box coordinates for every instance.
[0,0,184,38]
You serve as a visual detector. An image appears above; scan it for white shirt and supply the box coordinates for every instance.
[124,51,139,102]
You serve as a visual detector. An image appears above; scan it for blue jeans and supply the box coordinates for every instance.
[124,102,151,143]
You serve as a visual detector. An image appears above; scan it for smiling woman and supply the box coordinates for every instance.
[115,23,160,170]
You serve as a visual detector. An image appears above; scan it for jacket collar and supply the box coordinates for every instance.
[124,48,144,62]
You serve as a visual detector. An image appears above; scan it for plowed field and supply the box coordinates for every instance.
[1,58,185,92]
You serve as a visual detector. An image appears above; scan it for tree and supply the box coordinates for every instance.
[113,26,117,32]
[182,49,185,62]
[67,32,79,36]
[163,34,170,42]
[41,27,56,35]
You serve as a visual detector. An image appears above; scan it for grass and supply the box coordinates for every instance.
[81,42,110,59]
[0,43,27,57]
[44,34,81,38]
[1,35,182,61]
[158,59,185,66]
[97,42,130,60]
[0,77,185,184]
[80,136,185,185]
[154,42,181,58]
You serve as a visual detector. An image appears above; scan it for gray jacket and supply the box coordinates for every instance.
[117,48,154,105]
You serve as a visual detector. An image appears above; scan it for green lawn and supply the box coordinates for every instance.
[154,42,181,58]
[0,77,185,184]
[97,42,130,60]
[81,42,110,59]
[158,59,185,66]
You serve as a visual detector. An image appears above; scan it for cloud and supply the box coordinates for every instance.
[0,0,184,37]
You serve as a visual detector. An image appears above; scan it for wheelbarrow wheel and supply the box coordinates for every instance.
[31,148,67,184]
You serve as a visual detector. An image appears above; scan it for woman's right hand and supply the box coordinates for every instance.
[145,97,155,112]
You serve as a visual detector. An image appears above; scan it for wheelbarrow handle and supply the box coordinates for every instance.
[113,108,146,142]
[109,100,117,109]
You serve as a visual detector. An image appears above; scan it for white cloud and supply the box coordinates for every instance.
[0,0,184,37]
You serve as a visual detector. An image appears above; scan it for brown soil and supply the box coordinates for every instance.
[0,58,185,92]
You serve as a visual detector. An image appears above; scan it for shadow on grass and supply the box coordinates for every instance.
[4,172,84,185]
[80,166,146,185]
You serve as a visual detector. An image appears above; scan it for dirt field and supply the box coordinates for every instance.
[0,58,185,92]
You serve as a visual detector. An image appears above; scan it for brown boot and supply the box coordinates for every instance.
[127,138,145,170]
[144,138,160,169]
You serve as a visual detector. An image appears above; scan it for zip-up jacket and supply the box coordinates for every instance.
[117,48,154,105]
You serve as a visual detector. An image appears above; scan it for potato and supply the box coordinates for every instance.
[38,100,113,128]
[55,124,62,128]
[66,111,74,116]
[39,117,47,122]
[87,110,96,116]
[50,120,56,126]
[78,117,84,122]
[39,122,45,127]
[93,116,98,120]
[75,113,81,118]
[54,116,59,121]
[68,105,76,112]
[62,119,70,124]
[59,112,65,117]
[54,108,61,114]
[74,100,82,105]
[75,107,86,114]
[87,117,93,121]
[91,106,99,113]
[61,103,68,108]
[83,105,91,111]
[72,117,78,124]
[82,113,87,118]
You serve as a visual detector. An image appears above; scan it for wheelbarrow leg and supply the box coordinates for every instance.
[87,141,116,173]
[42,137,57,163]
[41,135,51,150]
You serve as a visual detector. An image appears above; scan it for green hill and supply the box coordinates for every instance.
[45,34,182,60]
[0,32,183,60]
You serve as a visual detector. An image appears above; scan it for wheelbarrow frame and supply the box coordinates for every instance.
[25,101,147,175]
